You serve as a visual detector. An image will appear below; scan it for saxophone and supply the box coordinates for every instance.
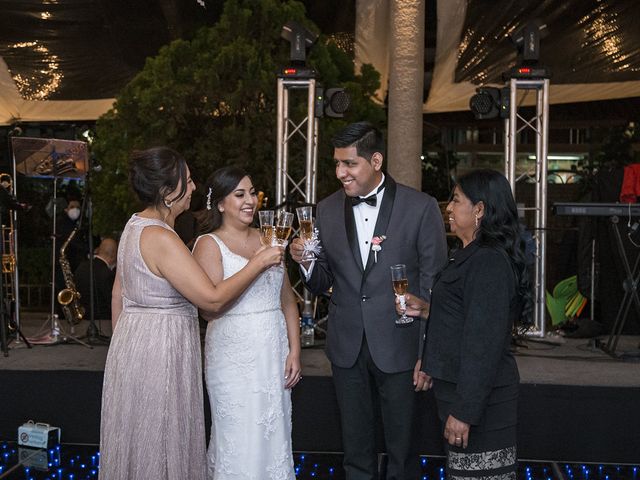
[57,226,84,324]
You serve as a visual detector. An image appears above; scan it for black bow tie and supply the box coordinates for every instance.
[351,194,377,207]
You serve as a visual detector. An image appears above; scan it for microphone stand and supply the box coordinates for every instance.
[81,163,109,345]
[30,152,91,347]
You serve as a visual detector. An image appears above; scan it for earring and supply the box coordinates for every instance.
[475,214,479,227]
[164,199,173,209]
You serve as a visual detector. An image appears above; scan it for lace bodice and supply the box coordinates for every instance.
[196,233,284,315]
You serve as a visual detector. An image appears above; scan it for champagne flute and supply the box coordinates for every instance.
[296,206,315,260]
[258,210,275,246]
[274,211,294,246]
[390,264,413,325]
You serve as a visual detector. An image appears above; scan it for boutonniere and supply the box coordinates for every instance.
[371,235,386,263]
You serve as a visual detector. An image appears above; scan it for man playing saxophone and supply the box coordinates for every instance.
[55,198,89,321]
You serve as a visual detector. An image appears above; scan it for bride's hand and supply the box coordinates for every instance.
[284,352,302,389]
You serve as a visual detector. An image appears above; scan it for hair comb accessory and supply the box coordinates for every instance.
[206,187,212,211]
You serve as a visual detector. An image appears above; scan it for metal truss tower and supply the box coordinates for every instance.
[504,78,550,337]
[275,75,319,324]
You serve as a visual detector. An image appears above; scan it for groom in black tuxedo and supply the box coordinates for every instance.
[291,122,447,479]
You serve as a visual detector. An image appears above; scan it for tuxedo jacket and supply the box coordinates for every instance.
[305,176,447,373]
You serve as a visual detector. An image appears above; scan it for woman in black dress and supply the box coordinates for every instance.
[402,169,531,479]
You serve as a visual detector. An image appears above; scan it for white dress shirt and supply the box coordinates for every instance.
[352,175,385,267]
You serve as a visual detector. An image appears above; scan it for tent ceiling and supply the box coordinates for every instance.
[355,0,640,113]
[1,0,640,124]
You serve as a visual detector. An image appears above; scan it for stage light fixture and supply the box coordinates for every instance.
[280,21,318,64]
[324,88,350,118]
[280,66,316,79]
[510,19,547,63]
[314,87,351,118]
[469,87,509,120]
[502,19,551,80]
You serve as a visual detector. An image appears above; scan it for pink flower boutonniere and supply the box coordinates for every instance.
[371,235,386,263]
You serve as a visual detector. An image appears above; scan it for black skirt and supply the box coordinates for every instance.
[433,379,518,479]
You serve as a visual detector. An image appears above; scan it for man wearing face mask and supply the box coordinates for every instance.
[74,237,117,320]
[54,198,90,319]
[56,199,88,271]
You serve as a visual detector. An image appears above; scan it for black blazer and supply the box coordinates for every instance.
[423,242,520,425]
[304,176,448,372]
[75,257,115,320]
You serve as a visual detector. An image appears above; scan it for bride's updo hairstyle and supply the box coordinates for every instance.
[129,147,189,208]
[198,166,250,234]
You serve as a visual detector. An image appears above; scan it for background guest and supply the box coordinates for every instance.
[74,237,117,320]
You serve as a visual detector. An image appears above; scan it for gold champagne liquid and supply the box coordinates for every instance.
[275,225,292,241]
[393,279,408,296]
[261,225,274,244]
[299,219,314,241]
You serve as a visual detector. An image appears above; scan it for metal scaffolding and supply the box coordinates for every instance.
[275,75,319,326]
[504,78,550,337]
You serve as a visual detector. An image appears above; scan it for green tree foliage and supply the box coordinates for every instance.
[421,132,458,201]
[91,0,384,235]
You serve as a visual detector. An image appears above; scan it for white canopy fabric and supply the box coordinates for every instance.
[0,58,114,126]
[355,0,640,113]
[3,0,640,124]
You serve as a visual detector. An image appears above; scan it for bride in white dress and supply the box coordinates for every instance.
[192,167,301,480]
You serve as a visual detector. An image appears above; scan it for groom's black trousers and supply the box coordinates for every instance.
[331,336,419,480]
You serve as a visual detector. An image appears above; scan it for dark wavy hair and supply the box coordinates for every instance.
[198,166,250,234]
[331,121,385,161]
[129,147,188,208]
[456,169,533,323]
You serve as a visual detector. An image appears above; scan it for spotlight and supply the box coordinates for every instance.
[314,87,351,118]
[280,21,318,65]
[510,19,547,64]
[502,19,551,79]
[469,87,509,120]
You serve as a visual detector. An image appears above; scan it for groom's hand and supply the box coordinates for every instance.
[289,238,312,269]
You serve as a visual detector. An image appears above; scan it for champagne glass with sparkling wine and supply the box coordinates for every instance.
[390,264,413,325]
[258,210,275,246]
[296,206,315,261]
[274,211,294,246]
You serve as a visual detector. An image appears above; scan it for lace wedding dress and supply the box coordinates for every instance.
[196,233,295,480]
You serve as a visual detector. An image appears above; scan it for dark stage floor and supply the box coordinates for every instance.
[1,312,640,468]
[0,443,638,480]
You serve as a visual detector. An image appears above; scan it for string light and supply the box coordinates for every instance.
[8,40,63,100]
